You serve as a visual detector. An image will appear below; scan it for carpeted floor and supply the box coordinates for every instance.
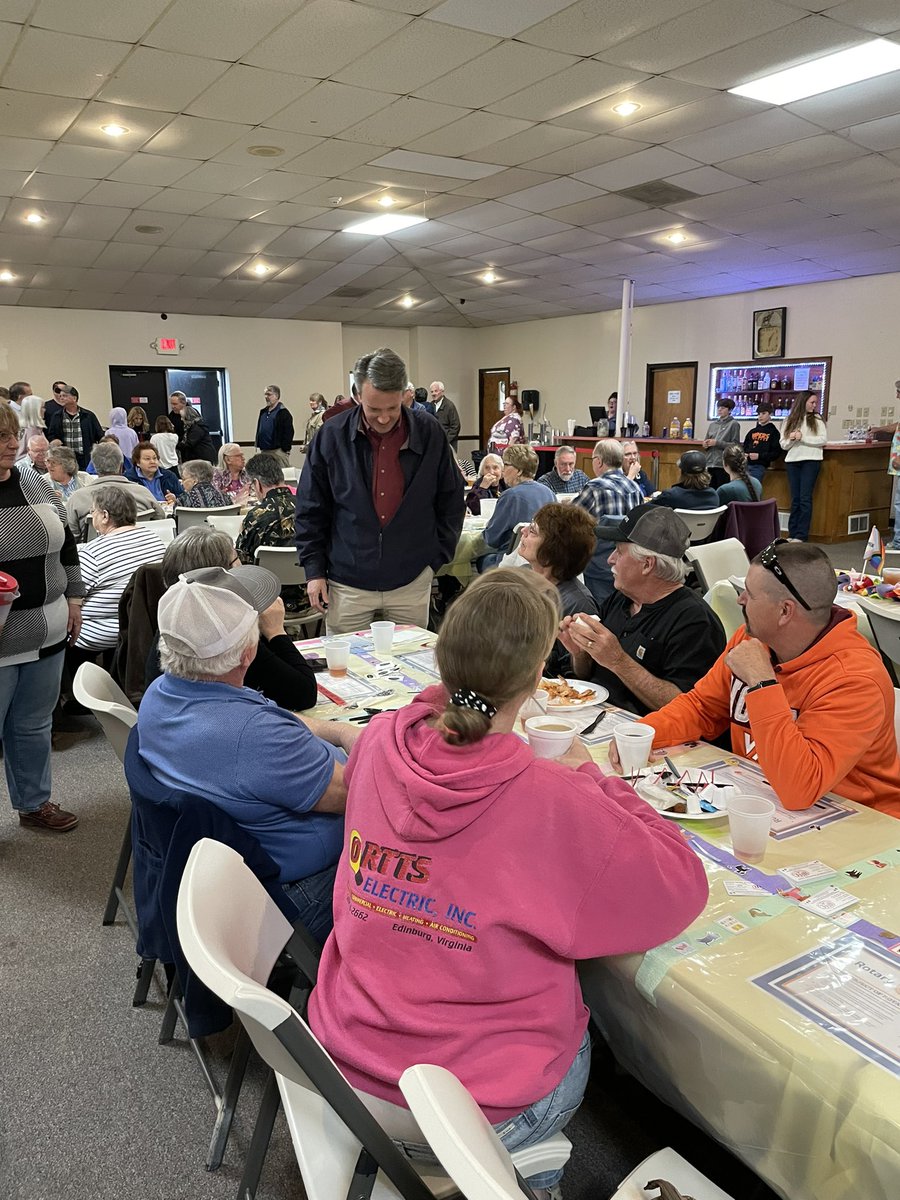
[0,720,782,1200]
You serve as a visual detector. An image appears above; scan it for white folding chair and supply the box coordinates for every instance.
[142,517,176,545]
[134,507,155,521]
[206,513,243,542]
[399,1063,571,1200]
[685,538,750,591]
[856,597,900,684]
[703,580,744,640]
[609,1148,735,1199]
[254,547,322,636]
[673,506,727,544]
[282,466,299,483]
[72,663,139,933]
[175,503,242,534]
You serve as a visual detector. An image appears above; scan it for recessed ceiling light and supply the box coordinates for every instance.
[481,270,498,283]
[247,145,285,157]
[0,270,15,282]
[251,263,270,276]
[612,101,641,117]
[729,38,900,104]
[344,213,427,236]
[25,212,43,224]
[378,195,396,207]
[101,123,129,137]
[666,231,687,244]
[400,295,415,308]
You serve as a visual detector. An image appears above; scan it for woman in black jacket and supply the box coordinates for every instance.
[178,404,217,464]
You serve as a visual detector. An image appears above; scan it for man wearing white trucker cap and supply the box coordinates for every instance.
[132,564,362,943]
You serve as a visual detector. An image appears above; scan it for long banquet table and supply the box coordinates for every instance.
[298,626,900,1200]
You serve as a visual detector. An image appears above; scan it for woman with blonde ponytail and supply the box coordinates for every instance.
[309,570,708,1195]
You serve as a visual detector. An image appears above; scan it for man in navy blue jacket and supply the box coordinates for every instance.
[295,348,465,633]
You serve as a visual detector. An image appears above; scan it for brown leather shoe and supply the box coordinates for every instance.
[19,802,79,832]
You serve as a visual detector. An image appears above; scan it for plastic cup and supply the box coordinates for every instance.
[323,637,351,676]
[727,795,775,864]
[525,716,577,759]
[479,498,497,520]
[567,419,576,436]
[370,621,396,654]
[614,723,655,778]
[0,570,19,633]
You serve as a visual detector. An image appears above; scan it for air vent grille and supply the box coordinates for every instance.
[333,286,370,298]
[848,513,870,535]
[615,180,700,206]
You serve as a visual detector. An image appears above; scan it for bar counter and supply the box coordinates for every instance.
[557,437,892,544]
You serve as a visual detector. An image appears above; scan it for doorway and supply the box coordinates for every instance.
[645,362,697,438]
[108,366,230,449]
[478,367,510,449]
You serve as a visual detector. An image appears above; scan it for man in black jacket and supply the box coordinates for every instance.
[44,385,104,471]
[743,402,782,484]
[255,383,294,466]
[295,348,465,633]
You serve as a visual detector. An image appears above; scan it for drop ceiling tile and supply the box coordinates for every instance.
[139,247,204,272]
[164,216,240,250]
[501,177,607,213]
[58,204,129,239]
[823,0,900,35]
[431,233,514,257]
[526,134,647,176]
[199,196,273,220]
[765,154,899,203]
[450,168,556,199]
[3,29,129,100]
[91,241,157,270]
[289,180,378,206]
[0,90,88,140]
[844,113,900,151]
[670,110,822,164]
[2,196,73,233]
[122,272,178,293]
[278,140,381,178]
[552,77,717,135]
[139,189,218,215]
[599,0,798,72]
[806,246,900,274]
[488,60,649,122]
[518,0,704,55]
[720,134,868,182]
[0,232,52,261]
[107,153,202,187]
[414,41,577,108]
[480,214,573,242]
[178,250,250,278]
[663,166,746,195]
[31,0,170,41]
[669,14,866,89]
[340,98,466,147]
[243,0,411,78]
[334,20,497,94]
[616,94,766,145]
[19,173,96,202]
[574,146,701,190]
[440,201,541,231]
[36,143,129,179]
[212,222,290,254]
[547,194,647,226]
[81,180,164,208]
[234,172,327,203]
[426,0,578,36]
[250,202,327,226]
[61,102,174,152]
[98,48,230,112]
[113,213,188,244]
[60,290,114,308]
[213,130,325,168]
[465,124,595,170]
[17,288,68,307]
[171,161,264,195]
[164,275,223,296]
[142,117,254,161]
[407,112,534,158]
[187,66,318,126]
[788,231,897,259]
[588,209,684,239]
[142,0,299,58]
[41,238,105,266]
[785,70,900,127]
[523,228,610,254]
[666,184,799,221]
[0,135,52,171]
[267,81,395,138]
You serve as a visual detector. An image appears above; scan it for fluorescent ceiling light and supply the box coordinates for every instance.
[344,213,427,235]
[729,38,900,105]
[612,101,641,116]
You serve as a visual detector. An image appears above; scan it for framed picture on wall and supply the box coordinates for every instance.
[753,307,786,359]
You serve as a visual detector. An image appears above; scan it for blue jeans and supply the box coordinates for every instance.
[392,1029,591,1188]
[892,480,900,548]
[282,861,338,946]
[0,650,65,812]
[785,460,821,541]
[747,463,766,483]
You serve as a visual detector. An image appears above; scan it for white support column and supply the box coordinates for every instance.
[616,278,634,433]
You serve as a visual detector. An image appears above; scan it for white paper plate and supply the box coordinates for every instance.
[541,680,608,710]
[658,805,728,823]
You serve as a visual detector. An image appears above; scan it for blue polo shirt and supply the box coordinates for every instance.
[138,674,345,883]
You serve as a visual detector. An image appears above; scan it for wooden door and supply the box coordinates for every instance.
[646,362,697,438]
[479,367,510,449]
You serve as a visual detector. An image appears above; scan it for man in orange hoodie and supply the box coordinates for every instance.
[614,540,900,816]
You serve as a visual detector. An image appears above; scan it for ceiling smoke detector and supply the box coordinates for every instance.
[134,224,164,234]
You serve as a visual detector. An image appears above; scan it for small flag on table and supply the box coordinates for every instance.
[862,525,884,574]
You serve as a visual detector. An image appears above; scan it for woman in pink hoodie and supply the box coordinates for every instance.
[309,570,708,1192]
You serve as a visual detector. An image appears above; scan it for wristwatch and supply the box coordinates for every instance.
[747,678,777,693]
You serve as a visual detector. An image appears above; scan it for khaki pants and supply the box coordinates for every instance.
[326,566,433,634]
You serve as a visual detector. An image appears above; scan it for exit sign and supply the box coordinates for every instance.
[152,336,180,355]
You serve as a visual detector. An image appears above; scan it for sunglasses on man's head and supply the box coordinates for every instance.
[758,539,810,610]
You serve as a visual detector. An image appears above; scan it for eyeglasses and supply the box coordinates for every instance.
[758,539,810,610]
[52,386,65,394]
[523,522,540,536]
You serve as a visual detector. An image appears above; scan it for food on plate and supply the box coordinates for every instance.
[542,678,596,705]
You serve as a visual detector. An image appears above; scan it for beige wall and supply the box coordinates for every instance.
[0,306,343,442]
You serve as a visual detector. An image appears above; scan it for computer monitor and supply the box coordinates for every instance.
[588,406,607,423]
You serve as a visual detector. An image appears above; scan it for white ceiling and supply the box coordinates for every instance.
[1,0,899,326]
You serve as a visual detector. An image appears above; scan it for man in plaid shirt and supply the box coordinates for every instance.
[574,439,643,607]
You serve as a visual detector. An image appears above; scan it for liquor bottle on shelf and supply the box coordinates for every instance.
[762,371,770,390]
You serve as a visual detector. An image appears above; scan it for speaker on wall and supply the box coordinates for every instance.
[521,389,540,413]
